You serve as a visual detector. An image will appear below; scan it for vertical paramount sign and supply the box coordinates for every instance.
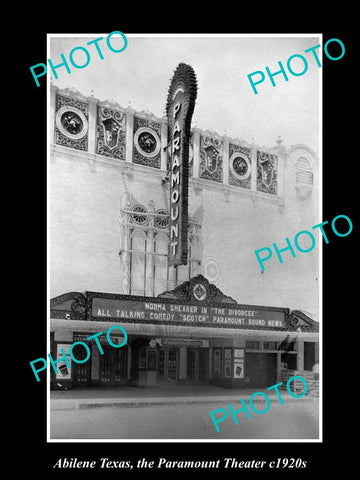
[166,63,198,267]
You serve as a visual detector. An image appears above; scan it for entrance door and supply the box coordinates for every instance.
[199,349,208,382]
[158,347,178,383]
[100,345,126,386]
[72,344,91,387]
[187,348,208,383]
[246,353,277,387]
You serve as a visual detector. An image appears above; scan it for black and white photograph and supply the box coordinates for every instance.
[47,34,321,441]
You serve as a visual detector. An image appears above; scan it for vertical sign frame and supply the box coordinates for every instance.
[166,63,197,267]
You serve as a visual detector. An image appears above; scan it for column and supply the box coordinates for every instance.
[296,340,304,372]
[208,347,213,380]
[160,117,168,171]
[192,128,201,178]
[179,346,187,383]
[91,346,100,385]
[222,136,230,185]
[314,341,319,364]
[87,95,98,154]
[251,148,257,191]
[277,153,285,197]
[119,212,131,295]
[146,231,154,296]
[49,83,58,144]
[125,107,135,163]
[276,352,281,383]
[127,344,132,381]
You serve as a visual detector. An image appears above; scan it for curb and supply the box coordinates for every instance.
[50,393,318,411]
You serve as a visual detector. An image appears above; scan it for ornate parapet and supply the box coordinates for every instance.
[50,292,87,320]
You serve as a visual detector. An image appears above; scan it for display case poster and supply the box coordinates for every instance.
[233,348,244,378]
[213,348,221,378]
[224,348,232,378]
[55,344,72,380]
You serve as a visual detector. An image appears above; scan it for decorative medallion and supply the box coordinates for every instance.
[133,117,161,168]
[199,136,223,182]
[202,256,220,284]
[192,283,207,301]
[229,144,252,189]
[256,151,278,195]
[56,106,88,139]
[232,156,249,178]
[96,107,126,159]
[55,95,89,151]
[134,128,160,157]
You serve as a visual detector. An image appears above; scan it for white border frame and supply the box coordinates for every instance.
[46,32,323,445]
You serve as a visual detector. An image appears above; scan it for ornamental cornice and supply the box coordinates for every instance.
[98,98,126,111]
[56,86,89,102]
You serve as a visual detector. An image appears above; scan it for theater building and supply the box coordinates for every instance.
[49,84,320,390]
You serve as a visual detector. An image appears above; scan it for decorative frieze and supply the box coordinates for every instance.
[51,89,286,201]
[133,116,161,168]
[199,136,223,183]
[229,144,252,189]
[96,106,126,160]
[256,151,278,195]
[55,94,89,151]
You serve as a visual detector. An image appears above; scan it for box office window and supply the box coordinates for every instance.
[264,341,277,350]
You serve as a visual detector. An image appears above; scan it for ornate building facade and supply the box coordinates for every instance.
[50,85,319,390]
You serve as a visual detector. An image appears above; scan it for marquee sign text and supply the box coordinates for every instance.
[90,297,286,329]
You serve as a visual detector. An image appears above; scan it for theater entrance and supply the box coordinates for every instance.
[99,345,127,386]
[72,343,91,387]
[158,347,179,383]
[187,348,208,383]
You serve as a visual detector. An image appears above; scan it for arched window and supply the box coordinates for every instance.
[295,157,313,186]
[124,203,203,296]
[130,229,147,296]
[153,233,169,296]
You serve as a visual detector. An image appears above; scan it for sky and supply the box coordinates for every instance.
[49,34,321,154]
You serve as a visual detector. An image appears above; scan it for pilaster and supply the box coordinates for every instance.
[125,107,135,163]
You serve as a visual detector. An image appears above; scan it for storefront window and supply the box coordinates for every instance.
[154,233,169,296]
[223,348,232,378]
[126,207,202,295]
[264,341,277,350]
[139,348,147,369]
[147,349,157,370]
[245,340,260,349]
[138,346,157,370]
[130,229,147,296]
[213,348,222,379]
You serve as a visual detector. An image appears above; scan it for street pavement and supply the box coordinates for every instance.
[49,385,319,440]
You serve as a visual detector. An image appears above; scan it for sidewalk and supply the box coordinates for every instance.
[50,384,318,410]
